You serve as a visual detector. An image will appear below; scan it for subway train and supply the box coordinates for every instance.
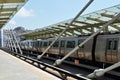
[20,32,120,65]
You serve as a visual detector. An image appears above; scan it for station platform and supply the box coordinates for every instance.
[0,49,61,80]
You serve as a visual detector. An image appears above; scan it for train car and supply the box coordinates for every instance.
[41,39,49,53]
[20,40,25,49]
[95,33,120,63]
[35,39,42,52]
[60,37,77,57]
[20,40,32,50]
[47,37,78,57]
[47,38,58,55]
[40,36,93,60]
[31,40,39,51]
[20,32,120,64]
[76,36,93,60]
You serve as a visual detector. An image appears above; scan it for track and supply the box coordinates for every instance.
[39,57,120,80]
[22,50,120,80]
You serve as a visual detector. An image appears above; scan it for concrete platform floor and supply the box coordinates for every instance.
[0,50,61,80]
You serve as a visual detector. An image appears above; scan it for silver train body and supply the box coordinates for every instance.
[20,33,120,64]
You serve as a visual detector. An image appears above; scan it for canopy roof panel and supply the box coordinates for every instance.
[21,4,120,39]
[0,0,28,28]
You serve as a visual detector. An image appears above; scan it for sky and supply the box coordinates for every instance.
[3,0,120,30]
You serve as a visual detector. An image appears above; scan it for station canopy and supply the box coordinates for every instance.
[21,4,120,39]
[0,0,28,28]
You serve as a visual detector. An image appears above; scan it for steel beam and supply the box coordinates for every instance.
[0,8,17,12]
[87,62,120,78]
[0,0,27,3]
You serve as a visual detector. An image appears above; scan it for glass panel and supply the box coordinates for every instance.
[43,42,48,47]
[113,40,118,50]
[53,41,59,47]
[39,42,42,47]
[78,40,84,48]
[49,41,52,45]
[107,40,112,50]
[36,41,39,47]
[67,41,75,48]
[60,40,65,47]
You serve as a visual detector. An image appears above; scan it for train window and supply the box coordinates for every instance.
[113,40,118,50]
[38,41,41,47]
[107,40,112,50]
[30,42,32,46]
[36,41,39,47]
[53,41,59,47]
[49,41,52,45]
[107,39,118,50]
[37,41,39,47]
[28,42,31,46]
[43,42,48,47]
[67,41,75,48]
[60,40,65,47]
[33,42,35,47]
[78,40,84,48]
[40,42,42,47]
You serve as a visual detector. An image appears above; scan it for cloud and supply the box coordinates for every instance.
[16,7,34,18]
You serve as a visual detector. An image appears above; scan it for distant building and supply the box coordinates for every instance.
[13,27,26,34]
[13,26,32,41]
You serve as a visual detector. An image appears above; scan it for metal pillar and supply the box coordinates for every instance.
[37,0,94,60]
[53,13,120,66]
[4,32,13,51]
[8,30,18,53]
[8,33,14,51]
[10,30,23,55]
[87,62,120,78]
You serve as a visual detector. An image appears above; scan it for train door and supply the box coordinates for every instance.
[41,41,48,53]
[105,38,118,63]
[52,41,59,54]
[77,39,85,58]
[38,41,42,52]
[48,41,52,53]
[60,40,65,55]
